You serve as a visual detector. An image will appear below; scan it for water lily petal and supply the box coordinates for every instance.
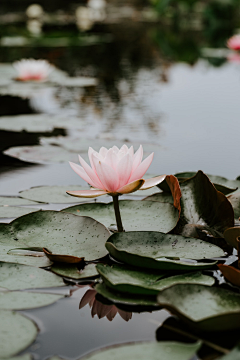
[88,147,104,172]
[94,156,119,192]
[91,300,112,319]
[78,155,103,189]
[117,153,133,188]
[118,309,132,321]
[140,175,166,190]
[128,146,134,158]
[66,189,108,198]
[117,179,145,194]
[104,148,118,171]
[106,306,118,321]
[69,162,96,187]
[99,147,108,158]
[132,145,143,173]
[79,289,96,309]
[129,152,154,182]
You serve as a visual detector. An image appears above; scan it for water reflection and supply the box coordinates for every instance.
[79,286,132,322]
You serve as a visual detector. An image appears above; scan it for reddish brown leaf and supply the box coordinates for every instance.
[165,175,181,215]
[43,248,84,264]
[218,264,240,287]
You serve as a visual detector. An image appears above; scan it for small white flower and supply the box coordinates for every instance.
[13,59,52,81]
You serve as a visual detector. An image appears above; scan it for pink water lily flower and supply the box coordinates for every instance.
[227,35,240,51]
[67,144,165,198]
[13,59,52,81]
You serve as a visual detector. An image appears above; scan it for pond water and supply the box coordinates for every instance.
[1,2,240,359]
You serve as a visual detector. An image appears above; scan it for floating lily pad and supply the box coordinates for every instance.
[0,262,64,290]
[4,145,87,164]
[175,172,239,195]
[0,114,84,133]
[0,236,51,267]
[157,284,240,331]
[19,185,94,204]
[62,200,179,233]
[143,192,173,203]
[220,343,240,360]
[0,310,38,358]
[0,211,110,262]
[178,171,234,237]
[0,355,32,360]
[95,283,158,307]
[223,227,240,249]
[96,264,215,295]
[51,263,98,280]
[0,207,39,219]
[80,340,201,360]
[0,291,63,310]
[227,193,240,221]
[0,197,40,206]
[106,231,224,270]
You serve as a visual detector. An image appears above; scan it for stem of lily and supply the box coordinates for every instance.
[112,195,124,232]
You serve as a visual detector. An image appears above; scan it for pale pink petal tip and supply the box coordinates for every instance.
[66,190,107,198]
[140,175,166,190]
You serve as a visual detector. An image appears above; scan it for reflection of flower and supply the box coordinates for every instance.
[13,59,52,81]
[227,35,240,51]
[79,288,132,321]
[227,53,240,64]
[67,144,165,198]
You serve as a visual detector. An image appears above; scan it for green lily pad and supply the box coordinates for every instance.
[106,231,224,270]
[0,114,85,133]
[96,264,215,295]
[0,355,32,360]
[95,283,158,307]
[143,192,173,203]
[62,200,179,233]
[0,262,64,290]
[0,236,51,267]
[0,197,40,206]
[51,263,98,280]
[79,340,201,360]
[0,207,39,219]
[0,310,38,358]
[0,291,63,310]
[175,172,240,195]
[157,284,240,331]
[227,193,240,221]
[19,185,95,204]
[0,211,110,262]
[220,343,240,359]
[178,171,234,237]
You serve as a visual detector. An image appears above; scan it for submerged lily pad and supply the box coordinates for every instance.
[0,291,63,310]
[80,341,201,360]
[220,343,240,360]
[0,207,39,219]
[19,185,94,204]
[178,171,234,237]
[106,232,224,270]
[143,192,174,203]
[157,284,240,331]
[0,211,110,263]
[62,200,179,233]
[96,264,214,295]
[0,310,38,358]
[0,262,64,290]
[51,263,98,280]
[95,283,158,307]
[227,193,240,221]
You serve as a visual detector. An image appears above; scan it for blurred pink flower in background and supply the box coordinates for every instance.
[67,144,165,198]
[227,35,240,51]
[13,59,52,81]
[79,288,132,321]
